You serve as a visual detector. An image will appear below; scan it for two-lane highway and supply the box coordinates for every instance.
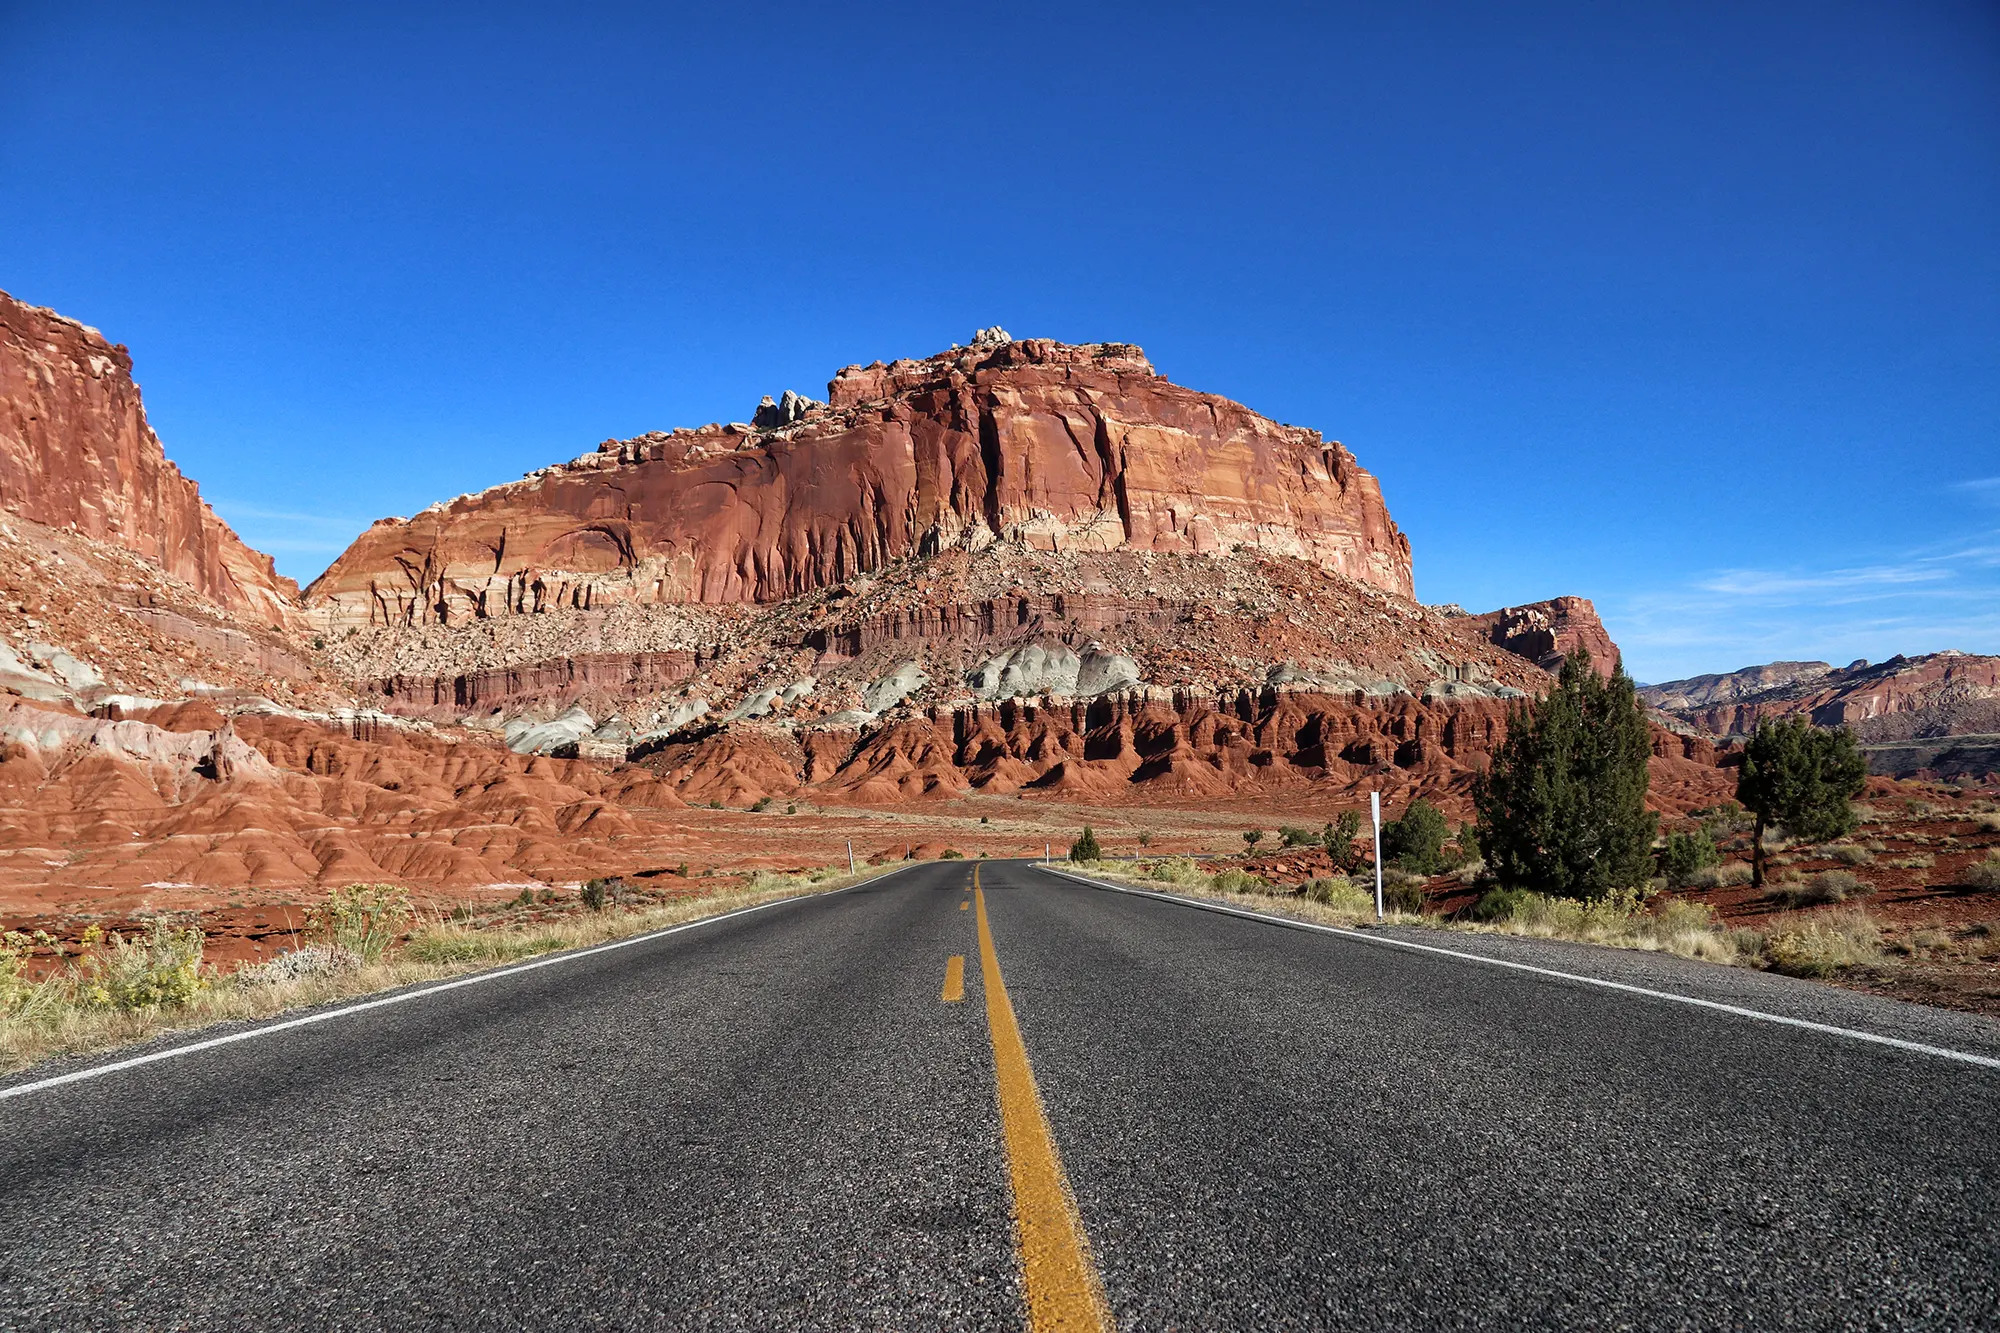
[2,859,1996,1330]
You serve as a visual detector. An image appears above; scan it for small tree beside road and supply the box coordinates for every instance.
[1069,826,1102,862]
[1474,649,1657,900]
[1736,718,1868,887]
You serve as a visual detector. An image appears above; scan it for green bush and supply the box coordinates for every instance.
[1467,887,1535,923]
[1323,812,1366,874]
[1146,857,1204,885]
[1069,827,1101,862]
[939,849,965,860]
[1384,875,1427,915]
[1382,799,1449,873]
[1737,718,1868,887]
[1209,869,1261,894]
[1243,829,1265,851]
[580,877,614,911]
[1279,825,1319,848]
[1659,830,1721,887]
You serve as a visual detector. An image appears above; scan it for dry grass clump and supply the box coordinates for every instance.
[1825,844,1876,866]
[1,865,885,1077]
[1686,862,1754,889]
[1971,812,2000,834]
[1759,909,1882,978]
[1769,869,1873,909]
[1462,888,1745,964]
[1965,854,2000,891]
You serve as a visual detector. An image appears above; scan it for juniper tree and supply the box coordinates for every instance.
[1323,811,1365,875]
[1069,826,1101,862]
[1473,649,1657,900]
[1736,717,1868,887]
[1382,799,1449,874]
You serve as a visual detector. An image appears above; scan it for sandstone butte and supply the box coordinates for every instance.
[42,295,1985,922]
[0,290,297,631]
[303,337,1414,627]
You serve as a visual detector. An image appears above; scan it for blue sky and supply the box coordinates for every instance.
[2,2,1994,683]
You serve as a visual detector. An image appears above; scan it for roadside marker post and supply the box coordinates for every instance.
[1370,791,1383,920]
[1046,842,1051,865]
[847,839,855,875]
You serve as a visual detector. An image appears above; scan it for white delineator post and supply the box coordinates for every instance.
[847,840,855,875]
[1371,791,1384,920]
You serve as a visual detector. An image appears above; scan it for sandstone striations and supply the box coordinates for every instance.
[1453,596,1622,676]
[0,290,298,630]
[304,338,1414,629]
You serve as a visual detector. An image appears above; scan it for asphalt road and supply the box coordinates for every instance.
[2,859,1997,1330]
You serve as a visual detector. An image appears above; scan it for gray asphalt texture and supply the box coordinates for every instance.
[1,859,1996,1330]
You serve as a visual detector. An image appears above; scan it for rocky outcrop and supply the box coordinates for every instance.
[304,335,1414,628]
[0,289,298,629]
[1456,596,1621,676]
[1651,652,2000,745]
[1638,661,1838,711]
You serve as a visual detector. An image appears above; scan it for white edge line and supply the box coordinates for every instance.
[1035,864,2000,1073]
[0,865,917,1104]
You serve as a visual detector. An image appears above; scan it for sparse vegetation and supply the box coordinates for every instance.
[1769,869,1873,908]
[1761,909,1881,978]
[1965,853,2000,891]
[580,877,614,911]
[1826,844,1875,866]
[1685,861,1755,889]
[2,866,895,1076]
[307,884,413,965]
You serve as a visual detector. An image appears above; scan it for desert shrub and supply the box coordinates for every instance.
[1762,910,1881,978]
[1382,799,1449,874]
[1685,861,1754,889]
[1302,876,1373,911]
[1146,857,1204,886]
[1476,651,1657,900]
[1069,827,1101,862]
[400,930,500,965]
[1971,812,2000,834]
[1659,830,1721,887]
[1965,854,2000,891]
[1770,869,1873,908]
[750,796,771,812]
[1243,830,1265,851]
[1384,876,1427,915]
[1826,844,1875,866]
[1887,853,1935,870]
[234,943,362,984]
[0,930,53,1015]
[580,877,614,911]
[1279,825,1319,848]
[939,849,964,860]
[1466,886,1535,923]
[1209,869,1261,894]
[1450,856,1488,885]
[309,884,414,964]
[78,919,205,1011]
[1320,812,1365,875]
[1135,829,1149,846]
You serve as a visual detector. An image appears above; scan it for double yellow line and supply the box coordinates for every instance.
[950,862,1113,1332]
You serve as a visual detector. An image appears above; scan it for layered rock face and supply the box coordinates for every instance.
[1639,661,1837,711]
[1647,652,2000,743]
[1454,597,1621,676]
[0,290,298,629]
[304,338,1413,628]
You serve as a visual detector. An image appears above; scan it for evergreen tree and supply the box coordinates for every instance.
[1382,799,1449,873]
[1069,826,1101,862]
[1473,649,1657,899]
[1736,718,1868,887]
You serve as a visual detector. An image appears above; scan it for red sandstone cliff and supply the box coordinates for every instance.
[1650,652,2000,742]
[304,337,1414,627]
[1455,597,1621,677]
[0,290,298,629]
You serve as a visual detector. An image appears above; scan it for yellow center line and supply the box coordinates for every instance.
[975,878,1114,1332]
[942,955,966,1003]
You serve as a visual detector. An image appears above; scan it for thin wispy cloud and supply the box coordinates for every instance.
[1697,564,1949,598]
[208,500,373,530]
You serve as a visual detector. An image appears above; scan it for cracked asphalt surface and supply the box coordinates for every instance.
[2,858,1996,1330]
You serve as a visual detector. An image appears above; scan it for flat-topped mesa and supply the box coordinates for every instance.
[0,289,299,629]
[303,335,1415,629]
